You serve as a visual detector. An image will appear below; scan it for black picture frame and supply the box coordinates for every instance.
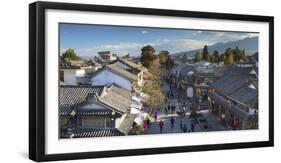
[29,1,274,162]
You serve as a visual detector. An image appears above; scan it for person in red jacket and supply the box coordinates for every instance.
[159,120,164,133]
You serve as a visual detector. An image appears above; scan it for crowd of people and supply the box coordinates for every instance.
[142,109,197,134]
[141,76,199,134]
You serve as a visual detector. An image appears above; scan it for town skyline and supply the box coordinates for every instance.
[59,23,259,139]
[60,23,258,56]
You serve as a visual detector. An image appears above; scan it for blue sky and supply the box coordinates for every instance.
[60,23,258,56]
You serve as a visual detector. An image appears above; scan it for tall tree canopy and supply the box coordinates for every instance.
[194,51,203,62]
[224,48,234,65]
[140,45,157,68]
[212,50,220,63]
[202,45,210,62]
[142,81,165,109]
[62,49,81,61]
[221,47,246,65]
[159,51,174,69]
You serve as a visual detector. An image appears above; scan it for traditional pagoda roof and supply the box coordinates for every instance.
[59,84,134,116]
[208,92,257,121]
[98,84,133,114]
[229,84,257,105]
[115,57,154,78]
[226,66,256,75]
[211,74,258,108]
[60,113,136,138]
[116,114,136,135]
[114,57,142,70]
[194,66,229,78]
[59,85,104,116]
[211,75,250,95]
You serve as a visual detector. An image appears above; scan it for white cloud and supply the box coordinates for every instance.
[76,42,144,56]
[196,31,258,43]
[74,38,211,56]
[141,30,148,34]
[67,31,258,57]
[192,30,203,36]
[155,39,210,53]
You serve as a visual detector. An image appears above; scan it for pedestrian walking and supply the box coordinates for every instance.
[170,117,175,130]
[146,116,151,128]
[165,107,168,115]
[179,120,183,130]
[153,111,158,122]
[182,107,186,117]
[143,121,148,134]
[191,120,195,132]
[182,124,187,133]
[172,105,175,114]
[159,120,164,133]
[168,105,171,114]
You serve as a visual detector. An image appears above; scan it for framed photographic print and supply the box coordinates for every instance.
[29,1,274,162]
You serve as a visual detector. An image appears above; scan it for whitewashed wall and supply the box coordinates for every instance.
[63,69,85,85]
[90,69,132,90]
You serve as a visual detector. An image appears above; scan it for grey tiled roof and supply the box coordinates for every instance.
[112,58,155,79]
[60,128,124,138]
[116,114,136,135]
[106,64,139,81]
[59,85,133,116]
[98,85,133,114]
[211,75,250,95]
[59,85,104,107]
[75,93,114,116]
[59,86,105,115]
[226,66,256,75]
[195,66,229,78]
[208,92,257,121]
[108,84,133,98]
[211,74,258,108]
[229,86,257,105]
[113,57,142,73]
[179,65,195,76]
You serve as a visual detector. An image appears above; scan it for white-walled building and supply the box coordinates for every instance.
[98,51,117,63]
[60,69,86,85]
[90,63,143,91]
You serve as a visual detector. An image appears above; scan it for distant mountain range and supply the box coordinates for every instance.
[172,36,258,58]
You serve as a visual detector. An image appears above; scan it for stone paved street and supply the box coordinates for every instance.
[146,79,201,134]
[144,78,223,135]
[146,112,201,134]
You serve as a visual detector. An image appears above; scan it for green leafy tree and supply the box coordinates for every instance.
[142,81,165,109]
[140,45,157,68]
[202,45,210,62]
[232,46,247,62]
[238,49,246,61]
[148,57,161,78]
[62,49,81,61]
[159,51,174,69]
[159,51,168,65]
[194,51,203,62]
[224,48,234,65]
[209,54,215,63]
[219,54,226,64]
[212,50,220,63]
[226,54,234,65]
